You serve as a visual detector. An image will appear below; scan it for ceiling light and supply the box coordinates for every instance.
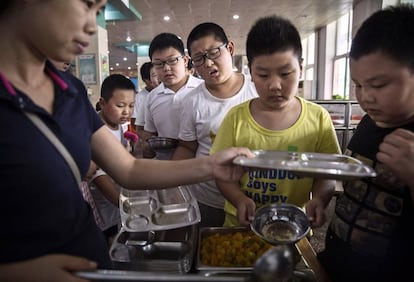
[123,57,127,61]
[128,67,131,70]
[126,35,131,42]
[116,63,119,66]
[163,15,170,21]
[233,14,239,20]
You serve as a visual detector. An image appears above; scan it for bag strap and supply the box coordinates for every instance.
[24,112,81,184]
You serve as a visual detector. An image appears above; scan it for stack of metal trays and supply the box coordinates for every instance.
[109,224,197,273]
[119,185,201,232]
[111,185,200,273]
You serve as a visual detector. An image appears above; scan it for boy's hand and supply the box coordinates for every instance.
[235,195,256,227]
[377,129,414,189]
[305,198,327,228]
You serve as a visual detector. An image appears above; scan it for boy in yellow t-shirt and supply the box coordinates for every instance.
[210,15,341,228]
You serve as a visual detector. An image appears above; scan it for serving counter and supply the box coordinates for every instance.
[76,226,331,282]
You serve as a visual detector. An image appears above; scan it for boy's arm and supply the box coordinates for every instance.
[306,179,336,228]
[376,128,414,203]
[216,179,255,226]
[171,140,198,160]
[91,174,120,207]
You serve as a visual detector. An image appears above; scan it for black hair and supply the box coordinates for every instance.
[350,4,414,71]
[100,74,136,101]
[186,22,229,56]
[140,62,153,81]
[149,33,185,59]
[246,15,302,67]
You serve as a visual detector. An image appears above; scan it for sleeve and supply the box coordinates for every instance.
[89,168,107,183]
[131,92,140,119]
[178,96,197,141]
[210,108,237,155]
[144,93,156,133]
[135,92,148,126]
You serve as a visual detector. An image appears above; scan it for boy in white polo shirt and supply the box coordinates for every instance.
[172,23,258,227]
[143,33,203,160]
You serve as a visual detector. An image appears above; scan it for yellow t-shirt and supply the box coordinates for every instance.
[210,97,341,226]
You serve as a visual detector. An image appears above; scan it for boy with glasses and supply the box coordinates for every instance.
[172,22,258,227]
[143,33,203,160]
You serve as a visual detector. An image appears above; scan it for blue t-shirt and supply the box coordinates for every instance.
[0,61,110,267]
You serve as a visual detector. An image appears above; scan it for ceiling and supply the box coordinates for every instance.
[106,0,354,72]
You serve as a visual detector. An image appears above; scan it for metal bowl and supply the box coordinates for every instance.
[146,137,178,152]
[250,203,310,245]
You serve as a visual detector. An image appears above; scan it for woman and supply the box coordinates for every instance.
[0,1,252,281]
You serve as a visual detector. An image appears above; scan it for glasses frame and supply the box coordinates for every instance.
[191,43,228,67]
[152,55,184,69]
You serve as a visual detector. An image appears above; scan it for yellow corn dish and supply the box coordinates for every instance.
[200,230,273,267]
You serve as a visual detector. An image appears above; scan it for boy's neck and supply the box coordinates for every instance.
[206,72,244,99]
[165,74,189,93]
[99,111,119,131]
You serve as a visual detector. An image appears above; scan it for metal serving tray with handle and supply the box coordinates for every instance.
[109,224,197,273]
[233,150,376,180]
[120,185,200,232]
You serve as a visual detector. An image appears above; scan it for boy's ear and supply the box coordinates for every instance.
[183,55,189,68]
[98,97,106,109]
[227,41,235,56]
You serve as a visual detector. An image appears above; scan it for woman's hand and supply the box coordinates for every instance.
[0,254,97,282]
[211,147,255,182]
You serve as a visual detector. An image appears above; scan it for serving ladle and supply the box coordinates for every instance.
[249,245,296,282]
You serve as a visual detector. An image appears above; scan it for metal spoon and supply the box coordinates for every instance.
[250,245,295,282]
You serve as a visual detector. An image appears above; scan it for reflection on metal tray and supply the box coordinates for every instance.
[120,185,200,232]
[109,225,197,273]
[233,150,376,180]
[75,270,246,281]
[196,227,308,272]
[201,269,317,282]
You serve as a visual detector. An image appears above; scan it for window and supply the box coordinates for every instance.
[332,11,352,99]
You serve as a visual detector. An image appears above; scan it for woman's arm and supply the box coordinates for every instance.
[91,127,253,190]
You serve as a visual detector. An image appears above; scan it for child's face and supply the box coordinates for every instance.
[151,47,188,91]
[350,51,414,127]
[250,49,302,110]
[100,89,135,129]
[189,35,234,86]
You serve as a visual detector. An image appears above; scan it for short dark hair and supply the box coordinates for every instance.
[140,62,152,81]
[246,15,302,67]
[149,33,185,59]
[186,22,229,57]
[100,74,136,101]
[350,4,414,71]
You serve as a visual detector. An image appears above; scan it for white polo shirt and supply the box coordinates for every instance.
[144,75,203,138]
[178,74,258,208]
[132,87,149,126]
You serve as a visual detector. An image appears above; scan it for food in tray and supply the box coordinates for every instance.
[199,229,272,267]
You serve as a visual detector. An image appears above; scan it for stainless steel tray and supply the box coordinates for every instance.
[233,150,376,180]
[75,269,316,281]
[109,225,197,273]
[75,270,245,281]
[120,185,200,232]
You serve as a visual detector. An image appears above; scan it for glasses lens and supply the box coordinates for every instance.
[192,56,204,67]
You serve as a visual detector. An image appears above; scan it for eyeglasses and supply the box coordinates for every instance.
[152,55,184,69]
[191,43,228,67]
